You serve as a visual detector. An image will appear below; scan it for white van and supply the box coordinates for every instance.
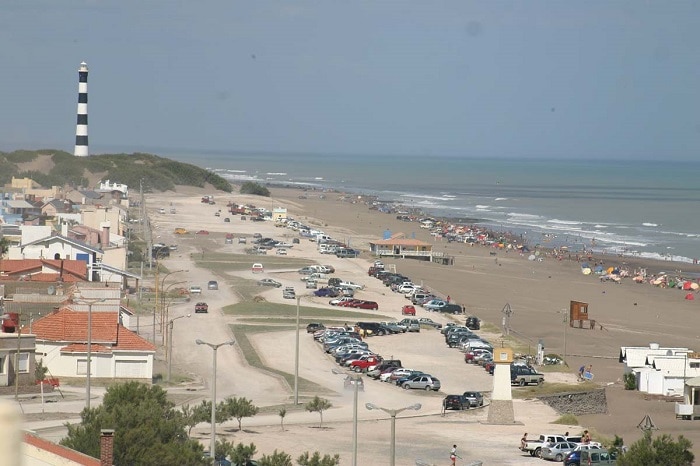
[316,234,332,243]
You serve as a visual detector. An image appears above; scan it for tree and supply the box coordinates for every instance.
[279,407,287,431]
[34,359,48,382]
[259,450,293,466]
[0,237,9,257]
[223,396,259,431]
[305,396,332,428]
[181,403,209,438]
[229,442,257,465]
[296,451,340,466]
[239,181,270,197]
[617,431,694,466]
[61,381,206,465]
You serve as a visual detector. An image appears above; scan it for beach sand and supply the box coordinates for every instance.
[145,185,700,464]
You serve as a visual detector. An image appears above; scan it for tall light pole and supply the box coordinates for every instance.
[156,269,187,344]
[333,370,359,466]
[75,297,107,410]
[166,314,190,382]
[365,402,421,466]
[294,295,301,405]
[196,338,235,462]
[161,280,187,343]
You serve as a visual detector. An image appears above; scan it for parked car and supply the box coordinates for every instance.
[196,230,210,235]
[351,300,378,310]
[465,316,481,330]
[314,287,339,297]
[306,280,318,289]
[195,302,209,313]
[276,248,288,255]
[257,279,282,288]
[282,287,296,299]
[329,297,355,306]
[189,286,202,295]
[402,375,441,391]
[306,323,325,333]
[207,280,218,290]
[540,442,579,462]
[398,318,420,332]
[401,305,416,316]
[418,318,442,329]
[424,300,448,311]
[462,391,484,408]
[443,394,470,411]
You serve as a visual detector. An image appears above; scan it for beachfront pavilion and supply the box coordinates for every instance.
[369,235,433,261]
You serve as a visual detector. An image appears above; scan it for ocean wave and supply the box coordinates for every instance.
[266,172,287,176]
[494,197,508,201]
[400,193,459,201]
[548,219,583,226]
[642,222,659,227]
[475,205,491,210]
[507,212,543,220]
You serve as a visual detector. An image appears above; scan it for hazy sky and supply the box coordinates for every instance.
[2,1,699,160]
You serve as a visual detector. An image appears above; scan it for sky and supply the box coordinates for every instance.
[1,1,699,160]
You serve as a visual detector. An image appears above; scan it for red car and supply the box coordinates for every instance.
[353,300,379,310]
[402,305,416,316]
[338,299,360,307]
[196,230,210,235]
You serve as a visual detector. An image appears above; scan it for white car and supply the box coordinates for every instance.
[276,248,288,255]
[339,281,365,290]
[329,297,355,306]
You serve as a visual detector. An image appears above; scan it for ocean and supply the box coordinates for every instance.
[164,151,700,263]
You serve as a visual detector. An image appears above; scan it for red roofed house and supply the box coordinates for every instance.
[0,258,88,282]
[32,309,155,381]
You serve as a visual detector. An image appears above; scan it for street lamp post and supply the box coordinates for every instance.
[166,314,190,382]
[196,338,235,462]
[155,269,187,344]
[333,370,359,466]
[365,402,422,466]
[161,280,187,343]
[75,297,107,410]
[294,295,301,405]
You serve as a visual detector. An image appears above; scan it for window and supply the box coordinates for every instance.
[0,356,4,374]
[18,353,29,373]
[77,359,87,375]
[690,362,700,368]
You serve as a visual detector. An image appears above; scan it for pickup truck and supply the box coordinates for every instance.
[349,355,382,373]
[511,365,545,386]
[522,434,568,458]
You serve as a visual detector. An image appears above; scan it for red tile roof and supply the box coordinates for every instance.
[32,308,155,352]
[24,432,101,466]
[0,259,87,281]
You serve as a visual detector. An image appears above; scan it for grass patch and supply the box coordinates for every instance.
[225,301,389,320]
[193,252,314,272]
[230,324,333,396]
[512,382,599,398]
[552,413,579,425]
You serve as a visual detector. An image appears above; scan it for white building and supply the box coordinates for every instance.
[619,343,699,396]
[32,309,155,381]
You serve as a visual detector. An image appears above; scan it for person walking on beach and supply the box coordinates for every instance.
[450,444,461,465]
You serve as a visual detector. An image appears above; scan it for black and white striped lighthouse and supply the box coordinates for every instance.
[74,61,89,157]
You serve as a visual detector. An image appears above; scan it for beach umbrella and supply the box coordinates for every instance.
[686,293,695,300]
[582,268,592,275]
[691,283,700,291]
[607,267,614,274]
[595,265,604,273]
[528,254,536,261]
[581,262,590,269]
[683,282,692,291]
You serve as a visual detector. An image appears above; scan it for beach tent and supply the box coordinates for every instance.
[595,265,604,274]
[528,254,536,261]
[686,293,695,300]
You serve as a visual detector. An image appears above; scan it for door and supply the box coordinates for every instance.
[115,360,147,378]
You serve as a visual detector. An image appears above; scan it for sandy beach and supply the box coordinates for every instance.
[143,184,700,464]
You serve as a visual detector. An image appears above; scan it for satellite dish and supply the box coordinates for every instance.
[47,286,56,295]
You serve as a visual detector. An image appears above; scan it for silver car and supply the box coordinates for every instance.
[540,441,578,462]
[402,375,441,391]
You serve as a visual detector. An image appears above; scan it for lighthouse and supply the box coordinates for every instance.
[74,62,89,157]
